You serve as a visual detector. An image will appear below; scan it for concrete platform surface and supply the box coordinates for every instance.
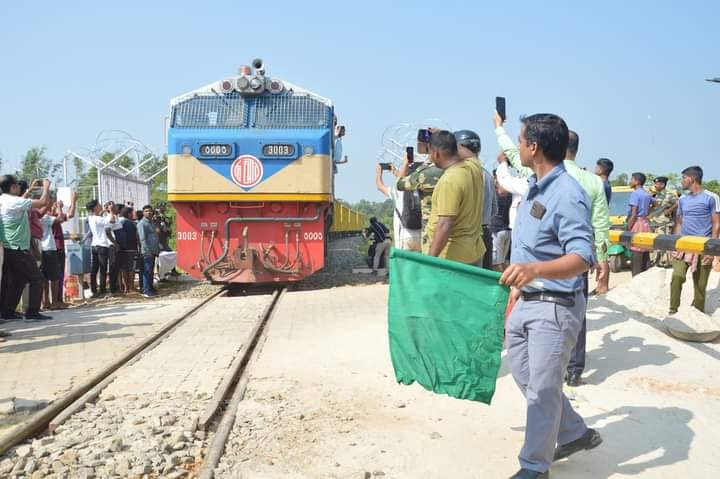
[0,298,201,426]
[220,284,720,478]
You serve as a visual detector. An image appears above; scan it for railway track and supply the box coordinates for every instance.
[0,286,285,478]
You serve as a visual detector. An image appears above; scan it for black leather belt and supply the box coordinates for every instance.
[521,291,577,307]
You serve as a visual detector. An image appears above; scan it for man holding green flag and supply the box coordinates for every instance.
[500,113,602,478]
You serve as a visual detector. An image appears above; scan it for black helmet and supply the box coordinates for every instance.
[454,130,481,154]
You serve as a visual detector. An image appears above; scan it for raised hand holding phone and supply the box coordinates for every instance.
[496,96,506,122]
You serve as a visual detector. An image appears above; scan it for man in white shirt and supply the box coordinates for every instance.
[1,176,52,322]
[86,199,116,297]
[375,162,421,252]
[495,151,529,230]
[39,211,63,309]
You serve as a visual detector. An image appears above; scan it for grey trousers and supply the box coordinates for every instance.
[507,291,589,472]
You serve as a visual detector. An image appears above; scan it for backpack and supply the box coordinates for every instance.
[395,191,422,231]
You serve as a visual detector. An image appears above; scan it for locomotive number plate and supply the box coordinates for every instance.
[262,144,295,157]
[199,143,233,157]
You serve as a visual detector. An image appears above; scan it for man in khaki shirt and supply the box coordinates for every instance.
[425,131,485,264]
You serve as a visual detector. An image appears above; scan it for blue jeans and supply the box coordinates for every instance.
[143,256,156,294]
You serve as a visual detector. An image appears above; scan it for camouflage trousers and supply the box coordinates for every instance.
[652,223,674,267]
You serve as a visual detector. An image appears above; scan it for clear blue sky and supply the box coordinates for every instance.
[1,1,718,202]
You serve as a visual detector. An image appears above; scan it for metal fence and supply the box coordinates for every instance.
[98,170,151,207]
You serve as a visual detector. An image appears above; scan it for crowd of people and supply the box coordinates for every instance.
[372,110,720,479]
[0,172,176,342]
[82,200,172,299]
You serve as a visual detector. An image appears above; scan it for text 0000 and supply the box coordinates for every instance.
[177,231,198,241]
[303,232,323,241]
[199,144,232,157]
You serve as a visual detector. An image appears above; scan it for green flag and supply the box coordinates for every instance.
[388,248,509,404]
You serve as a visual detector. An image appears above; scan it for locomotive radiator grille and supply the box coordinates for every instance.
[253,95,330,129]
[172,94,247,128]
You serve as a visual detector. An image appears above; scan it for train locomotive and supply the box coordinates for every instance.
[167,58,354,284]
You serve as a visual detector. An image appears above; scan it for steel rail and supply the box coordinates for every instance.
[0,288,226,456]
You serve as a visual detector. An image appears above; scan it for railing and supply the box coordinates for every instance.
[609,230,720,255]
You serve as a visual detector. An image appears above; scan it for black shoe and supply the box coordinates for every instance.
[566,372,582,387]
[1,312,24,320]
[554,428,602,461]
[24,313,53,321]
[510,468,549,478]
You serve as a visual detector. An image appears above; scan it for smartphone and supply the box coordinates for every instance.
[417,129,431,143]
[379,162,393,171]
[406,146,414,163]
[417,129,431,154]
[496,96,506,122]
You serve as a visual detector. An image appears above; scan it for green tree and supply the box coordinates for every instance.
[704,180,720,196]
[351,199,393,227]
[610,172,629,187]
[16,147,62,184]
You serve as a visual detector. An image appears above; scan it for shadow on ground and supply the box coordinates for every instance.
[555,405,694,477]
[0,302,172,354]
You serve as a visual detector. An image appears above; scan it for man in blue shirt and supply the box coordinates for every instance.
[670,166,720,314]
[500,114,601,479]
[627,172,655,276]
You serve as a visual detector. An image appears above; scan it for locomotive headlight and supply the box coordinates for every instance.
[269,79,284,94]
[219,79,234,94]
[182,145,192,155]
[303,146,314,156]
[250,77,262,90]
[236,77,250,90]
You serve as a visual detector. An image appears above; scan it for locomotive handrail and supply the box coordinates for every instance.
[202,207,323,280]
[608,229,720,256]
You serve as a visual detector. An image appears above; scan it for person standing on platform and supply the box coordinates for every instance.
[0,176,53,321]
[116,207,138,294]
[490,170,513,272]
[375,161,422,252]
[138,205,160,297]
[425,131,484,265]
[52,193,77,306]
[627,172,655,276]
[105,202,122,295]
[669,166,720,314]
[454,130,497,269]
[649,176,678,268]
[595,158,614,204]
[396,153,443,243]
[87,199,117,297]
[39,206,64,310]
[500,114,601,479]
[562,130,610,386]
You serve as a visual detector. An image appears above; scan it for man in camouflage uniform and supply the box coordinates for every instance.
[649,176,678,267]
[396,157,443,252]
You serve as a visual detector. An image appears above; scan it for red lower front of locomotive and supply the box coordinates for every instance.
[172,201,330,284]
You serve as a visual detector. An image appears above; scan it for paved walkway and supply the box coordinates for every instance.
[0,299,200,422]
[220,284,720,478]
